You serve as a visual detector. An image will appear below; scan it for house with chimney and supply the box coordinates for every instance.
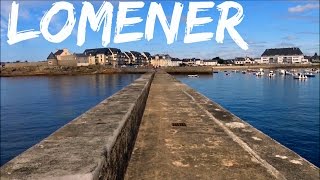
[261,47,304,64]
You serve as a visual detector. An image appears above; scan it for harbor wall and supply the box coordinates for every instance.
[1,64,319,77]
[163,66,213,74]
[2,62,47,68]
[0,72,154,180]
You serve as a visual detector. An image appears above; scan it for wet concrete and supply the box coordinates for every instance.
[125,71,319,180]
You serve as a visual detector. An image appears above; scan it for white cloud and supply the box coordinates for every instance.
[288,3,320,13]
[282,35,297,41]
[277,42,296,47]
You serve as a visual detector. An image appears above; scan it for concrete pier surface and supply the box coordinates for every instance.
[125,71,319,180]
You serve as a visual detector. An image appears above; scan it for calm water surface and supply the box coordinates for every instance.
[0,74,140,166]
[176,71,320,167]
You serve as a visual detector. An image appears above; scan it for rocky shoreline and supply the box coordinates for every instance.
[0,66,153,77]
[1,64,319,77]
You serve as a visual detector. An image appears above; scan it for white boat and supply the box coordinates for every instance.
[305,72,315,77]
[311,68,319,73]
[279,69,285,75]
[285,71,292,75]
[293,73,307,79]
[268,71,275,77]
[188,75,199,78]
[255,71,264,76]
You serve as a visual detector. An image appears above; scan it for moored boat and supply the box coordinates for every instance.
[188,74,199,78]
[305,72,315,77]
[255,71,264,76]
[279,69,285,75]
[293,73,307,79]
[285,71,292,75]
[268,71,275,77]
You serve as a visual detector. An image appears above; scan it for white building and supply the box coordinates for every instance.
[244,57,254,64]
[195,59,201,65]
[261,47,304,64]
[203,60,218,66]
[151,54,172,67]
[254,58,261,64]
[234,57,245,65]
[171,58,182,66]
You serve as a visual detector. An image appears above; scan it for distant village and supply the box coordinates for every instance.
[2,47,320,68]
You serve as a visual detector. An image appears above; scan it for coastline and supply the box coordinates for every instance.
[1,64,319,77]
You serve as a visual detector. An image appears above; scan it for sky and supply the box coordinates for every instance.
[0,0,319,61]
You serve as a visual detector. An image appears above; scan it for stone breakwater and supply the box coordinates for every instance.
[1,71,319,180]
[0,73,154,180]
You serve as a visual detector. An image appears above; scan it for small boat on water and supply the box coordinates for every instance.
[268,71,275,77]
[305,72,315,77]
[293,73,307,79]
[241,71,246,74]
[255,71,264,76]
[188,75,199,78]
[279,69,285,75]
[285,71,292,76]
[213,71,219,73]
[311,68,319,73]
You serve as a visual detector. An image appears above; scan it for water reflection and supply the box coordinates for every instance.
[0,74,140,166]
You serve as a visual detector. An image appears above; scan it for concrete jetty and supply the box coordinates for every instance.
[0,73,154,180]
[125,71,319,180]
[1,71,319,179]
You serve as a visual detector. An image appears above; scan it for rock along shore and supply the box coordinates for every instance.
[0,64,319,77]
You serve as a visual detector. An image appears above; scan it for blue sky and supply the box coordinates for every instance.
[0,0,319,61]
